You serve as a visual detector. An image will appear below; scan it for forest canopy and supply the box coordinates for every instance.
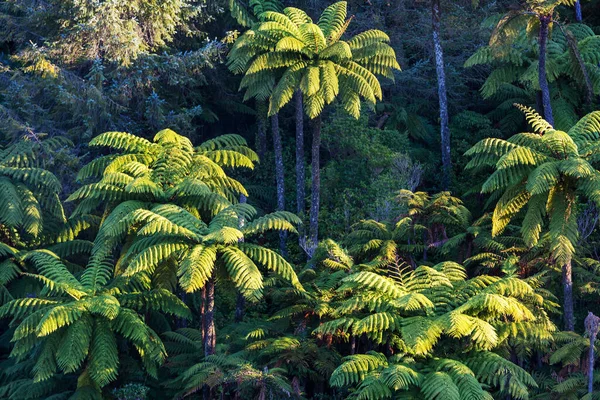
[1,0,600,399]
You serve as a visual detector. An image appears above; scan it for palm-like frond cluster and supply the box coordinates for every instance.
[0,136,72,245]
[466,106,600,267]
[228,1,400,119]
[2,0,600,397]
[0,128,304,398]
[260,237,554,399]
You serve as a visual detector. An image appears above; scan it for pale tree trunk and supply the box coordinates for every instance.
[204,273,216,356]
[563,260,575,331]
[309,115,322,251]
[295,92,306,235]
[256,101,268,160]
[271,114,287,254]
[575,1,582,22]
[432,0,451,189]
[538,15,554,126]
[585,312,600,395]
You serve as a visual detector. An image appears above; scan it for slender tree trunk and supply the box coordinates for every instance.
[538,15,554,126]
[256,101,268,160]
[432,0,451,190]
[589,330,596,395]
[271,114,287,254]
[563,260,575,331]
[309,115,322,250]
[585,312,600,394]
[200,286,206,342]
[575,0,582,22]
[295,91,306,226]
[204,273,216,356]
[201,282,212,400]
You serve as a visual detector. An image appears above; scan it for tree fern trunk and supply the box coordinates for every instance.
[201,285,206,342]
[256,100,268,160]
[575,0,582,22]
[538,16,554,126]
[272,113,287,254]
[588,318,596,393]
[204,273,216,356]
[309,115,322,250]
[585,312,600,394]
[432,0,451,189]
[295,91,306,241]
[563,260,575,331]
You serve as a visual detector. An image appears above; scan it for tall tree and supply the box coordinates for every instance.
[228,0,289,252]
[431,0,451,189]
[466,105,600,330]
[490,0,578,126]
[228,1,400,252]
[116,203,303,356]
[71,129,303,356]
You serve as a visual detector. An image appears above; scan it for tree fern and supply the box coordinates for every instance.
[228,1,400,120]
[467,105,600,330]
[0,250,182,394]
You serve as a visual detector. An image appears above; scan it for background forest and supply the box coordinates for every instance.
[1,0,600,399]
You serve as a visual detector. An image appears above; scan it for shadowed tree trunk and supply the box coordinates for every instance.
[575,1,582,22]
[201,286,206,342]
[271,113,287,254]
[563,260,574,331]
[538,15,554,126]
[432,0,451,189]
[309,115,322,251]
[204,273,216,356]
[585,312,600,394]
[295,91,306,243]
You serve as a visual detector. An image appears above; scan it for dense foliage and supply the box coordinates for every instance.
[1,0,600,399]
